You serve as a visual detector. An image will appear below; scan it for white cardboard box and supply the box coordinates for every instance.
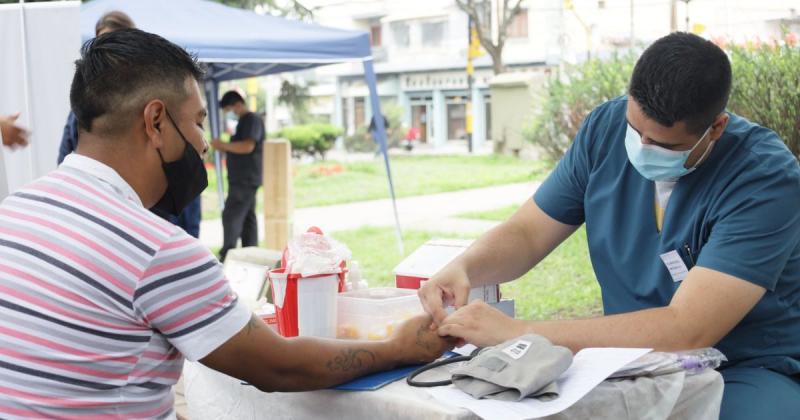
[393,239,501,305]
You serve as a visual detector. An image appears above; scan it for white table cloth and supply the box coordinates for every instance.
[184,361,722,419]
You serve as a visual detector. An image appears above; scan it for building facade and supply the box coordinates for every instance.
[300,0,563,149]
[274,0,799,150]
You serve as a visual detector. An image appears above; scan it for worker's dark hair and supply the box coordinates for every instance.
[219,91,245,108]
[95,10,135,36]
[70,28,205,135]
[628,32,731,135]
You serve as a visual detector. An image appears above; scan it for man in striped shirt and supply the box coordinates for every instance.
[0,29,451,419]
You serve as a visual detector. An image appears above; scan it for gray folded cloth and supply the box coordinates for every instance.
[451,334,573,402]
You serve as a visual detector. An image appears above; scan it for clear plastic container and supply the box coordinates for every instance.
[336,287,423,340]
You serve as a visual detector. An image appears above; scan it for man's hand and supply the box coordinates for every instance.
[1,113,29,149]
[210,138,225,151]
[438,300,524,348]
[389,314,455,365]
[418,263,472,326]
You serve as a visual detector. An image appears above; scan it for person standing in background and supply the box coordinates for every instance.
[211,91,265,261]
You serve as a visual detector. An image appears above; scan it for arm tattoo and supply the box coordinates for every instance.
[326,349,376,373]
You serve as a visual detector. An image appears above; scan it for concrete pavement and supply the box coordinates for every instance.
[199,181,541,249]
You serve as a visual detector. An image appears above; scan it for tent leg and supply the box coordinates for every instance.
[363,59,404,255]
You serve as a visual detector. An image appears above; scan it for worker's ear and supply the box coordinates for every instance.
[708,113,729,143]
[143,99,167,149]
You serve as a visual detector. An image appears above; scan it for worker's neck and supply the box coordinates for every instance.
[75,135,160,207]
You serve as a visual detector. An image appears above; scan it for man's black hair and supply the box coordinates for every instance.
[628,32,731,134]
[219,91,245,108]
[70,28,205,134]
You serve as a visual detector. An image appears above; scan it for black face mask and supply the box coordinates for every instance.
[150,109,208,218]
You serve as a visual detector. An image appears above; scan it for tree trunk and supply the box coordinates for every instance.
[490,48,505,74]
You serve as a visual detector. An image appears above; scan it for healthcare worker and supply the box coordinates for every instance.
[419,32,800,420]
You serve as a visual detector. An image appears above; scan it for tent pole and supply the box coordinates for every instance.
[363,59,404,255]
[18,0,35,182]
[205,79,225,211]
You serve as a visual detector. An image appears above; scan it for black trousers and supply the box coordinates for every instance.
[220,183,259,261]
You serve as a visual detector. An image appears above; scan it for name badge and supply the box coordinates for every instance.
[659,250,689,282]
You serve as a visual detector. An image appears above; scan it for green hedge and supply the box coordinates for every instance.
[526,37,800,160]
[276,123,343,159]
[524,53,636,160]
[728,40,800,157]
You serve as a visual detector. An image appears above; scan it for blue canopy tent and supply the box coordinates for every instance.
[81,0,403,252]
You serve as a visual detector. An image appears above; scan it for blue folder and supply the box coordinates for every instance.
[332,352,460,391]
[333,364,422,391]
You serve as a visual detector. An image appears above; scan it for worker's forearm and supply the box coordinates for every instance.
[457,221,549,287]
[520,306,710,353]
[218,139,255,154]
[252,336,399,392]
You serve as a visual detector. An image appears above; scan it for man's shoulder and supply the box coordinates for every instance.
[589,96,627,124]
[573,96,627,153]
[54,164,184,235]
[722,113,799,177]
[242,112,264,124]
[707,115,800,212]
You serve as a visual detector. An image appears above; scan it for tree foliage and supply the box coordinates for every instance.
[525,34,800,160]
[455,0,524,74]
[211,0,312,20]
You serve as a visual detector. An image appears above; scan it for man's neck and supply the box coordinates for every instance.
[76,140,158,208]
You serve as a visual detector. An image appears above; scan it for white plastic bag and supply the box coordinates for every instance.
[285,228,351,278]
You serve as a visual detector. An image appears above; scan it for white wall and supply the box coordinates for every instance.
[0,1,80,201]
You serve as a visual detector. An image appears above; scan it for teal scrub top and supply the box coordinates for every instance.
[534,97,800,375]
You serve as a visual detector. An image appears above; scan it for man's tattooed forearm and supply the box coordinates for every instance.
[326,349,376,373]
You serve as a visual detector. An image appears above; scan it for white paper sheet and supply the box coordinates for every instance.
[428,347,652,420]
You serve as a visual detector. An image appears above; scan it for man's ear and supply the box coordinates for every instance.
[709,112,729,143]
[143,99,167,149]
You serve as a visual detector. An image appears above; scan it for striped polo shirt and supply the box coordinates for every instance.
[0,154,250,419]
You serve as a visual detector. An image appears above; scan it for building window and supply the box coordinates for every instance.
[421,20,447,47]
[506,9,528,38]
[370,21,382,47]
[391,22,410,48]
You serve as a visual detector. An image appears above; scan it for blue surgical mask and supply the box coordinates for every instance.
[624,123,713,181]
[225,111,236,120]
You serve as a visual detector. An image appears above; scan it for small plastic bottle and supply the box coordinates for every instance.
[349,261,368,290]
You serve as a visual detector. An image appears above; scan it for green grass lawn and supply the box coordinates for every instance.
[458,204,522,221]
[329,227,472,287]
[326,222,602,322]
[203,155,549,220]
[453,204,602,320]
[502,227,602,320]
